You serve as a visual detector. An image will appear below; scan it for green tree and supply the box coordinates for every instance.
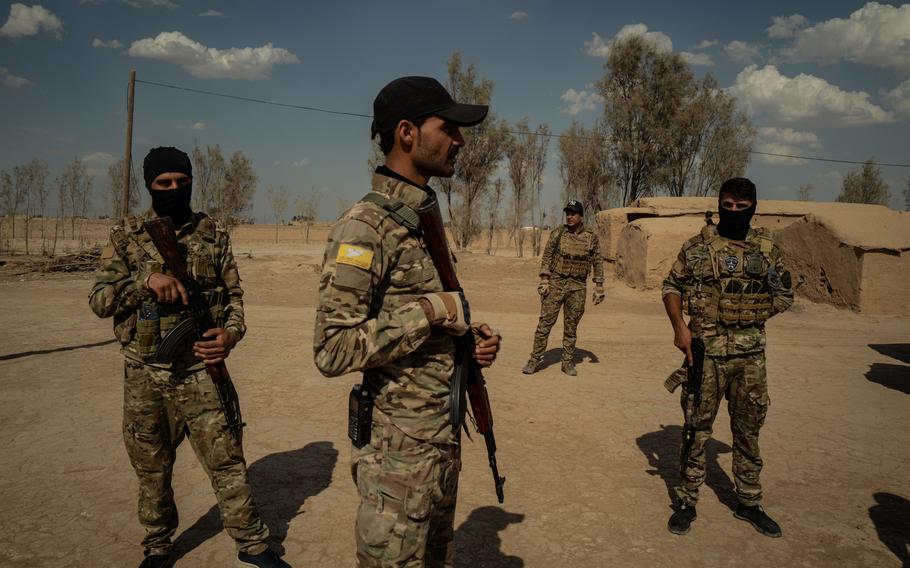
[836,159,890,205]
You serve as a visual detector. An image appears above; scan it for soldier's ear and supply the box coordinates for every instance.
[395,120,416,151]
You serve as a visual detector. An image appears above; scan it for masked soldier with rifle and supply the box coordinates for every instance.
[661,177,794,538]
[313,76,503,567]
[89,147,289,568]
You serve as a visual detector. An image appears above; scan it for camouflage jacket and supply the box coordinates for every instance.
[313,172,457,445]
[540,224,604,291]
[661,223,793,357]
[89,209,245,370]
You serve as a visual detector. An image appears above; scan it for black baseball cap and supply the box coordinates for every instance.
[371,76,489,138]
[564,200,584,215]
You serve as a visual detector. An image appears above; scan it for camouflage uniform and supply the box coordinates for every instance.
[314,171,463,567]
[530,224,604,364]
[89,210,269,556]
[662,221,793,507]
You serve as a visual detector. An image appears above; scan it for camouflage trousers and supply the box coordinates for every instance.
[676,352,769,507]
[122,360,269,556]
[530,280,586,363]
[351,421,460,567]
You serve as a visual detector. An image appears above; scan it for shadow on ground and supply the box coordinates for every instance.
[538,347,599,371]
[170,441,338,561]
[0,338,117,362]
[637,424,737,510]
[869,492,910,567]
[454,506,525,568]
[867,344,910,395]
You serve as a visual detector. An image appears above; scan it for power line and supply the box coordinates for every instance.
[135,78,910,169]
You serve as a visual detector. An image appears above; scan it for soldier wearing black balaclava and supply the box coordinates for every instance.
[89,147,291,568]
[660,177,794,539]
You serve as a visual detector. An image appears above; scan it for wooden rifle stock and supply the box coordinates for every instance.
[415,194,506,503]
[143,217,245,438]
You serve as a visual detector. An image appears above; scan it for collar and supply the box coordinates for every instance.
[372,166,433,210]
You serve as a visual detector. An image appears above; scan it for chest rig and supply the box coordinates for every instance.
[693,223,775,327]
[115,214,228,361]
[554,227,594,279]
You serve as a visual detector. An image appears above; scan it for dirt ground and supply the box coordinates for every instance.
[1,225,908,567]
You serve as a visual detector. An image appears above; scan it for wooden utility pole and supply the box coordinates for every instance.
[121,69,136,220]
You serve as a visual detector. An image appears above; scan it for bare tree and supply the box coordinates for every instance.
[527,125,550,257]
[295,186,321,243]
[60,158,92,242]
[220,151,257,229]
[558,119,615,212]
[837,159,890,205]
[904,177,909,211]
[14,161,47,255]
[367,143,384,176]
[797,183,813,201]
[505,119,531,257]
[0,170,14,251]
[267,185,289,243]
[107,156,140,219]
[438,52,511,250]
[485,178,504,255]
[192,144,226,215]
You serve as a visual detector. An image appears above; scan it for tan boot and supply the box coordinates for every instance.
[561,361,577,376]
[521,357,541,375]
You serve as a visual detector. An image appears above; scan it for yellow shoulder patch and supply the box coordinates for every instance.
[336,244,374,270]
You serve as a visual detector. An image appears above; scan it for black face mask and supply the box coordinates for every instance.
[150,184,193,227]
[717,202,756,240]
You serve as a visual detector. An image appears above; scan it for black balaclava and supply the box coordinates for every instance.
[143,146,193,227]
[717,177,757,240]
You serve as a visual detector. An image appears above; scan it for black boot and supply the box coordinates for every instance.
[734,503,782,538]
[138,553,172,568]
[238,547,292,568]
[667,503,697,535]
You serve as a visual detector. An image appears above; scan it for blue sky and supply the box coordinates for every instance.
[1,0,908,220]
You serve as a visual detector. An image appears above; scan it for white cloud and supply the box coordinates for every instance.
[83,151,115,164]
[695,39,718,50]
[779,3,910,70]
[92,37,123,49]
[198,9,224,17]
[190,122,206,130]
[291,158,310,168]
[724,40,761,63]
[755,126,821,165]
[128,31,299,79]
[81,0,178,8]
[767,14,807,38]
[560,85,604,115]
[508,11,528,20]
[584,24,673,58]
[883,78,910,119]
[0,67,30,88]
[729,64,894,125]
[681,51,714,66]
[0,3,63,38]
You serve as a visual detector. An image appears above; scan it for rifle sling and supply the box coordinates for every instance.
[360,192,422,236]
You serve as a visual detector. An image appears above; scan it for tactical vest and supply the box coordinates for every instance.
[113,214,229,362]
[554,227,595,279]
[690,223,775,327]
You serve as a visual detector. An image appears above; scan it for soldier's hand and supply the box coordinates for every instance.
[418,292,470,336]
[194,327,236,365]
[147,272,189,305]
[593,286,605,305]
[673,324,694,366]
[472,323,501,368]
[537,279,549,297]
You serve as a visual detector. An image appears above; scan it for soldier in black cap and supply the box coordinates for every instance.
[522,199,605,376]
[313,76,502,567]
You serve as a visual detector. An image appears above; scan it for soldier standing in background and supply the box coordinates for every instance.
[89,147,289,568]
[522,200,604,376]
[313,76,502,567]
[661,177,794,538]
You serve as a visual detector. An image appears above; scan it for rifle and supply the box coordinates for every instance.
[415,192,506,503]
[143,217,245,439]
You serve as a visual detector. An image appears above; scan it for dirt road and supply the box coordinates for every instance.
[1,240,908,567]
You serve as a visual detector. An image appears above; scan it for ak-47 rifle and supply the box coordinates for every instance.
[680,211,712,469]
[143,217,245,439]
[415,192,506,504]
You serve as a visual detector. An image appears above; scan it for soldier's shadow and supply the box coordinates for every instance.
[636,424,738,511]
[868,492,910,567]
[866,344,910,395]
[539,347,599,371]
[454,506,525,568]
[170,441,338,561]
